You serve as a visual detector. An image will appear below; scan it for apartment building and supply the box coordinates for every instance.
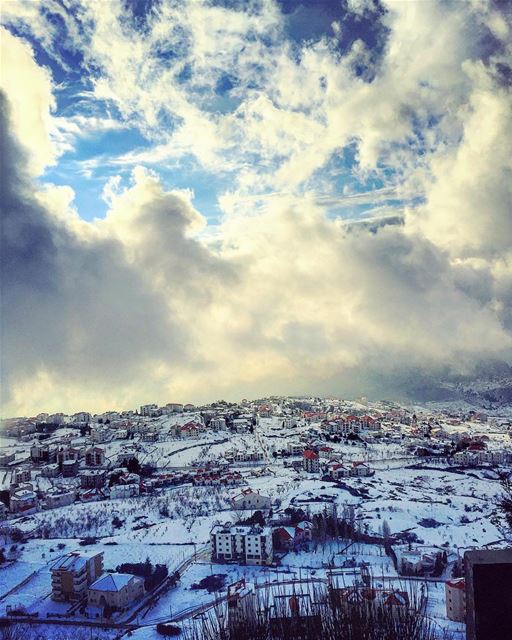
[85,446,106,467]
[303,449,320,473]
[51,552,104,602]
[211,524,273,566]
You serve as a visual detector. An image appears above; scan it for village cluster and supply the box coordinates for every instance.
[1,395,512,638]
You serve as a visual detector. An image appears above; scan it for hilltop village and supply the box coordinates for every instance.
[1,396,512,639]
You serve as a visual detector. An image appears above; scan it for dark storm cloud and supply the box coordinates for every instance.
[0,91,185,407]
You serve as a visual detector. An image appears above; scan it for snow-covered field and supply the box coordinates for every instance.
[2,402,512,639]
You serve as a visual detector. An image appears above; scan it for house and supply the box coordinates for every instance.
[398,549,437,575]
[180,421,203,438]
[274,521,313,549]
[51,552,103,602]
[303,449,319,473]
[330,586,409,610]
[445,578,465,622]
[326,461,351,480]
[269,593,322,635]
[350,461,372,477]
[85,447,106,467]
[232,489,271,511]
[87,573,145,611]
[274,526,297,549]
[211,524,274,565]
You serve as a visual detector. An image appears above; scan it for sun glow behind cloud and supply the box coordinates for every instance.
[1,0,512,415]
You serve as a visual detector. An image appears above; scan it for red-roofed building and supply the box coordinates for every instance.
[445,578,465,622]
[303,449,319,473]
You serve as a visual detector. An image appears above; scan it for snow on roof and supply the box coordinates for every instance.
[52,553,88,572]
[446,578,465,590]
[89,572,137,592]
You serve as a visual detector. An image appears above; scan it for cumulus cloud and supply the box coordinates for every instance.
[1,0,512,415]
[0,92,192,414]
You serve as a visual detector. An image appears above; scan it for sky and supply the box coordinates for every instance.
[1,0,512,416]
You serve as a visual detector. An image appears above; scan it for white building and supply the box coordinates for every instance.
[90,426,110,444]
[231,489,272,510]
[211,524,273,565]
[140,404,158,417]
[10,487,38,514]
[44,489,75,509]
[41,463,60,478]
[110,483,140,499]
[210,417,227,431]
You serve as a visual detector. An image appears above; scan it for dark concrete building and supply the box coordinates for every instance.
[464,548,512,640]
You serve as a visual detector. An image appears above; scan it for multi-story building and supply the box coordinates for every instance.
[10,486,38,514]
[445,578,465,622]
[80,469,107,489]
[211,524,273,566]
[0,452,15,466]
[41,463,60,478]
[44,488,75,510]
[12,467,31,484]
[31,443,58,464]
[90,426,110,444]
[57,447,81,468]
[303,449,319,473]
[85,447,106,467]
[62,459,79,477]
[110,483,140,499]
[210,417,227,430]
[51,552,104,602]
[164,403,183,413]
[72,412,92,424]
[140,404,158,416]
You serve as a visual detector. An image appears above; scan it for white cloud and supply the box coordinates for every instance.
[1,0,512,415]
[0,28,57,174]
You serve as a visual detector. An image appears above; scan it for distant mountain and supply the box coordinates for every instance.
[374,360,512,408]
[451,360,512,408]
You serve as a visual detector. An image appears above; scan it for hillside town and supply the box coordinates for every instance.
[1,395,512,639]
